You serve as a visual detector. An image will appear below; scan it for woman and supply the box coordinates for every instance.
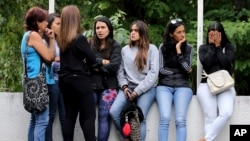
[90,16,121,141]
[20,6,55,141]
[45,13,65,141]
[197,21,236,141]
[58,5,103,141]
[109,20,159,141]
[156,19,193,141]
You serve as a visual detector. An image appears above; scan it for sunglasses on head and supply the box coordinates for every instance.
[170,18,182,24]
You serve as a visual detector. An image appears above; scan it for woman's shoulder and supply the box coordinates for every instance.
[149,43,159,51]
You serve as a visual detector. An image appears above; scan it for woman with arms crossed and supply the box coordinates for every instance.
[90,16,121,141]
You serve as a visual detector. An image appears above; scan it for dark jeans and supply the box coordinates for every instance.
[94,89,117,141]
[46,82,65,141]
[59,74,96,141]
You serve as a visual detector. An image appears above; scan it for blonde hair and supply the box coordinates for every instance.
[129,20,149,71]
[58,5,82,52]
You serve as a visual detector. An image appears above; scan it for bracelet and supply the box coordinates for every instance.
[122,85,128,91]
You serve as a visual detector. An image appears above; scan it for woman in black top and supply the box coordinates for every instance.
[197,21,236,141]
[58,5,104,141]
[156,19,193,141]
[89,16,121,141]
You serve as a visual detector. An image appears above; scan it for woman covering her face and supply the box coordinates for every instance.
[197,21,236,141]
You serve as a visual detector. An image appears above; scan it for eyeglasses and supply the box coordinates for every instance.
[170,18,182,24]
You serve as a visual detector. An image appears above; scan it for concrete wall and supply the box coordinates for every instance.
[0,92,250,141]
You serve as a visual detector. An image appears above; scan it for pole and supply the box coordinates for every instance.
[197,0,204,88]
[48,0,55,14]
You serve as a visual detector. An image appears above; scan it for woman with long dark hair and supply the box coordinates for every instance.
[197,21,235,141]
[156,19,193,141]
[90,16,121,141]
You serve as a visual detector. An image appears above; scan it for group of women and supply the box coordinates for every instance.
[20,4,235,141]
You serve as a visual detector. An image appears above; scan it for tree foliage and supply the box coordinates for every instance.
[0,0,250,94]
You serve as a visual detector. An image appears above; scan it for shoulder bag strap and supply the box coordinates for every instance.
[24,32,43,77]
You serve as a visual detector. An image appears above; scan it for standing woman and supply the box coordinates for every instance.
[20,6,55,141]
[156,19,193,141]
[197,21,235,141]
[58,5,103,141]
[90,16,122,141]
[45,13,65,141]
[109,20,159,141]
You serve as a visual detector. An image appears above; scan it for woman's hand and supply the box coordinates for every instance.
[214,31,221,47]
[123,87,132,100]
[128,91,138,101]
[176,37,186,54]
[102,59,110,65]
[45,28,55,39]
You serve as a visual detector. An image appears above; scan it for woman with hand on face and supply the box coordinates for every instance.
[197,21,235,141]
[20,6,55,141]
[109,20,159,141]
[89,16,122,141]
[45,13,65,141]
[156,19,193,141]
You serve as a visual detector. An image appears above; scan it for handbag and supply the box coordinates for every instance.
[120,101,144,141]
[202,70,234,95]
[22,34,49,113]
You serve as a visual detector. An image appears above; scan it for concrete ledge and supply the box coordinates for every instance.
[0,92,250,141]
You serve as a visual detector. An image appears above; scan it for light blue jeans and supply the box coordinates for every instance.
[28,107,49,141]
[109,87,156,141]
[156,86,193,141]
[197,83,235,141]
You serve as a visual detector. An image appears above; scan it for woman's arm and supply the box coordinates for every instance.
[28,31,55,63]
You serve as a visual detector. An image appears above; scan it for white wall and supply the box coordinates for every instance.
[0,92,250,141]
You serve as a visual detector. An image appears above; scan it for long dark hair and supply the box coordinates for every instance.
[129,20,150,71]
[44,13,60,44]
[91,16,114,59]
[206,21,231,47]
[162,19,186,64]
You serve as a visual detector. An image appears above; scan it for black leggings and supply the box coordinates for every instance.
[59,74,96,141]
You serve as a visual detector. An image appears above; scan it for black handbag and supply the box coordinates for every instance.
[22,34,49,113]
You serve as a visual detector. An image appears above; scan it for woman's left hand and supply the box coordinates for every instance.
[129,91,138,101]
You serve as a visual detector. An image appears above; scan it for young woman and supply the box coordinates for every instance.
[109,20,159,141]
[197,21,236,141]
[89,16,121,141]
[58,5,104,141]
[45,13,65,141]
[20,6,55,141]
[156,19,193,141]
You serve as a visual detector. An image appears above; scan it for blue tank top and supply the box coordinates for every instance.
[20,31,55,84]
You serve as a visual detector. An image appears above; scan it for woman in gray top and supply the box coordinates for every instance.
[110,20,159,141]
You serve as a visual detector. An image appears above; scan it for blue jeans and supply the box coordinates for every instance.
[46,82,65,141]
[156,86,193,141]
[94,89,117,141]
[28,107,49,141]
[109,87,156,141]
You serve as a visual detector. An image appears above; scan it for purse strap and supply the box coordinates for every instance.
[24,32,44,77]
[202,70,208,78]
